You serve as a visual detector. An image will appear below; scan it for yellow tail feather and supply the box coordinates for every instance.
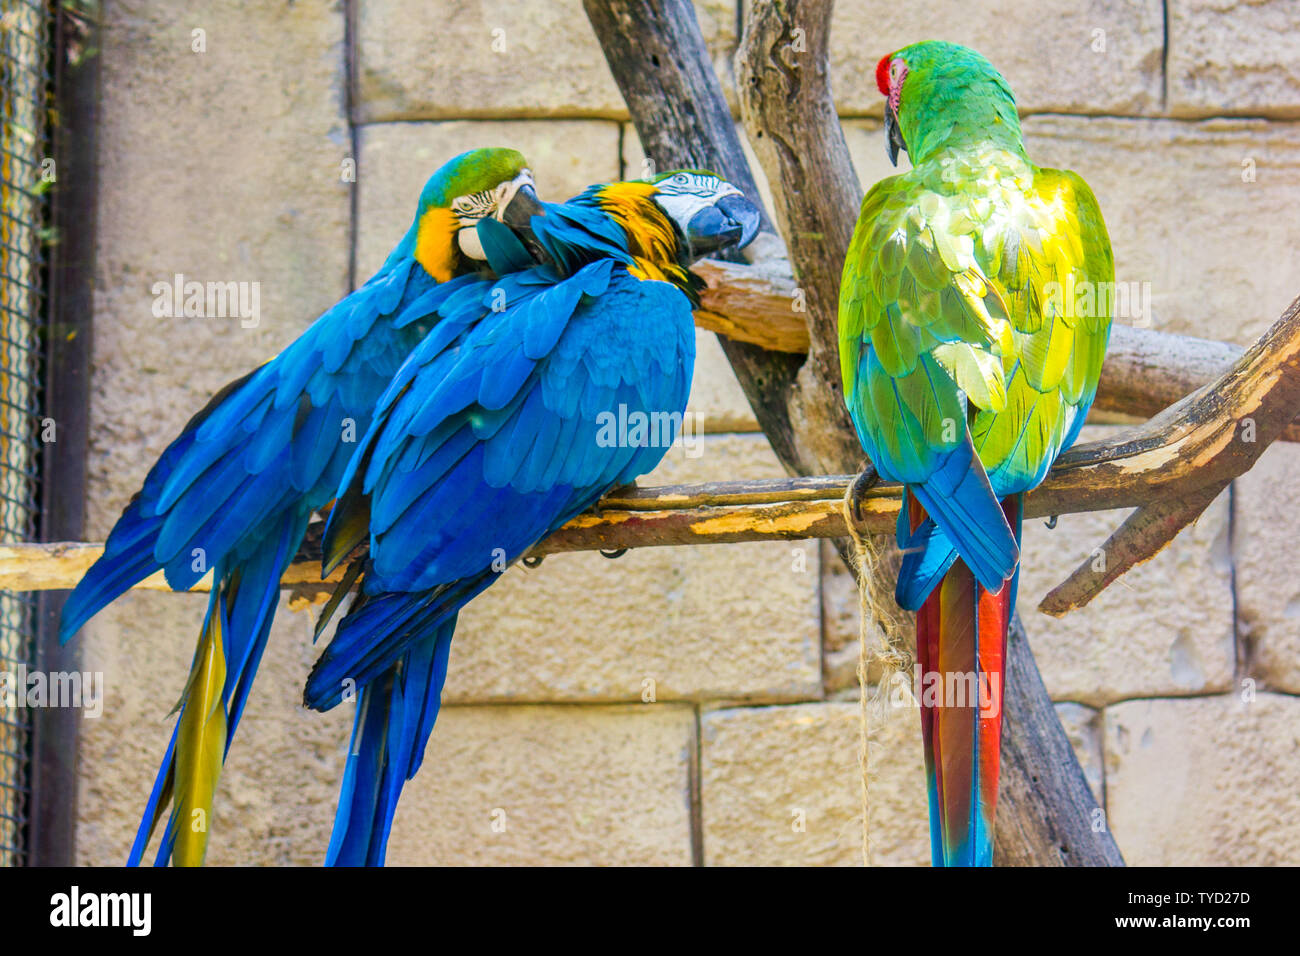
[169,601,228,866]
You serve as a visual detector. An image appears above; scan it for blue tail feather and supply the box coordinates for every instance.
[126,512,307,866]
[305,571,494,712]
[326,616,456,866]
[128,720,180,867]
[905,436,1018,597]
[222,513,309,743]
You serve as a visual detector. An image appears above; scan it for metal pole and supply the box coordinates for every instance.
[26,0,100,867]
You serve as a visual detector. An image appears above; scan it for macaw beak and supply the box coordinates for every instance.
[685,192,762,260]
[500,181,545,229]
[499,182,552,265]
[884,102,906,166]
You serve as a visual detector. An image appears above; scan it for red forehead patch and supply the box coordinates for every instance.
[875,54,892,96]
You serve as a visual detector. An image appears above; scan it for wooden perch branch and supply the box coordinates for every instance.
[1039,293,1300,614]
[0,478,857,593]
[10,310,1296,598]
[694,259,1300,443]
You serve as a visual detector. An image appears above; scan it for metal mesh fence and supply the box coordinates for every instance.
[0,0,51,866]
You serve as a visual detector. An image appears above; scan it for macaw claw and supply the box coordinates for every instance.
[846,464,881,528]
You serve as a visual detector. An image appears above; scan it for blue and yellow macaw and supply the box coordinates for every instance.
[305,171,761,865]
[839,42,1113,866]
[60,148,546,865]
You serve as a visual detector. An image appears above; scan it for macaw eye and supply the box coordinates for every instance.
[673,173,690,186]
[452,189,495,218]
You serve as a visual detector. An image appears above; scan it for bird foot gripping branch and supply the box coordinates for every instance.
[838,41,1114,866]
[844,464,881,529]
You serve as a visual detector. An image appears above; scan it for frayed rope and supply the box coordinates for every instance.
[841,484,912,867]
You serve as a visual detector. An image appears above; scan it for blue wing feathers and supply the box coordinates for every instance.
[60,248,453,865]
[59,500,164,641]
[906,444,1018,595]
[895,504,960,610]
[308,266,696,724]
[73,251,435,621]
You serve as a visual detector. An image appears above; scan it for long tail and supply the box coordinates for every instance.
[912,493,1022,867]
[128,512,306,866]
[326,616,456,866]
[304,568,495,713]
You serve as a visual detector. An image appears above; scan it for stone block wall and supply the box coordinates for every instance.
[73,0,1300,865]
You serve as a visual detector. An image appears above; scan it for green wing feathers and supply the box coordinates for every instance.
[840,152,1113,493]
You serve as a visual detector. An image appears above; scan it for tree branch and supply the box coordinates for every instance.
[1039,293,1300,613]
[584,0,1123,866]
[693,260,1300,442]
[995,613,1125,866]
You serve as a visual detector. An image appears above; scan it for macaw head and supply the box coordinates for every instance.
[646,170,763,261]
[875,41,1022,166]
[574,170,761,288]
[408,147,544,281]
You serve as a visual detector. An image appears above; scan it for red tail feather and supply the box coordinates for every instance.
[911,495,1016,866]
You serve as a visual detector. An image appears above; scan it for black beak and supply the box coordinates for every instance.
[884,102,905,166]
[498,183,552,266]
[685,193,762,260]
[501,182,545,230]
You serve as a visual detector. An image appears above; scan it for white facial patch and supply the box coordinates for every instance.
[457,225,486,260]
[491,169,534,222]
[653,171,741,234]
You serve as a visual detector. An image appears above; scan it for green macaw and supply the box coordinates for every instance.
[839,41,1114,866]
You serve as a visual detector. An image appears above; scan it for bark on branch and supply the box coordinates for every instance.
[693,261,1300,442]
[731,0,1126,866]
[1039,293,1300,613]
[592,0,1128,867]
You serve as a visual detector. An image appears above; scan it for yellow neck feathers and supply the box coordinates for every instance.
[415,186,692,289]
[595,183,689,287]
[414,206,460,282]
